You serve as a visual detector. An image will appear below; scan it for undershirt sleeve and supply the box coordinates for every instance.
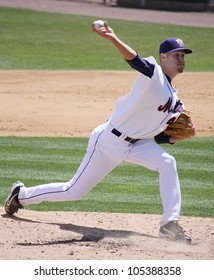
[154,132,174,145]
[125,54,155,78]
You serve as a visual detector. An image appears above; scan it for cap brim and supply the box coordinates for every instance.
[168,47,192,54]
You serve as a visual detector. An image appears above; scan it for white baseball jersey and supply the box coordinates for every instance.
[110,56,184,139]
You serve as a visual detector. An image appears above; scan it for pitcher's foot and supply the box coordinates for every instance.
[4,181,24,215]
[159,221,191,244]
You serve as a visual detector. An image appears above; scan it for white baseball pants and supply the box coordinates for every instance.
[19,121,181,226]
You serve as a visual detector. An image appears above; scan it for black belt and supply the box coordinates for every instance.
[111,128,139,144]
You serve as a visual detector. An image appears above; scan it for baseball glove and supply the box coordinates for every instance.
[164,110,194,138]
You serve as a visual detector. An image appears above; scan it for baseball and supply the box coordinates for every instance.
[94,20,104,30]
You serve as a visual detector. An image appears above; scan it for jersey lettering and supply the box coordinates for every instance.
[158,98,183,113]
[158,97,172,113]
[167,117,176,125]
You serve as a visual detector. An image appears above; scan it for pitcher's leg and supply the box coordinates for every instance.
[19,153,115,206]
[125,140,181,226]
[19,181,69,206]
[158,152,181,226]
[19,126,127,207]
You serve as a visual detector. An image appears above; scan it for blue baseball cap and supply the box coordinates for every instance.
[159,38,192,54]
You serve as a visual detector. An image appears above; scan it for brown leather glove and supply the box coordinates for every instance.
[164,110,195,138]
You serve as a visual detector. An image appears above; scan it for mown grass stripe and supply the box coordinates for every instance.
[0,137,213,218]
[0,7,214,71]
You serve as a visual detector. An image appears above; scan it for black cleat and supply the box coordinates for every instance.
[4,181,24,215]
[159,221,191,244]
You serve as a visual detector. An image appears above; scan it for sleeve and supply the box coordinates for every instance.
[154,132,174,145]
[125,54,155,78]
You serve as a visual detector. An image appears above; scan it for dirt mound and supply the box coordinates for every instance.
[1,208,213,259]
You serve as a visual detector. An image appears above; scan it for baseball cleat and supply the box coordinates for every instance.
[159,221,191,244]
[4,181,24,215]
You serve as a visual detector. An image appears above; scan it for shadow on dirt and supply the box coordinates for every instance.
[2,213,158,246]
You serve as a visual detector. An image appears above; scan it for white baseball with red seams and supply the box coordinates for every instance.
[94,20,104,30]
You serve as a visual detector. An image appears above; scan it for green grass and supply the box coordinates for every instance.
[0,137,213,217]
[0,7,214,70]
[0,7,213,218]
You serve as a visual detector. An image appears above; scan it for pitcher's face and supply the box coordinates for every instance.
[165,51,186,74]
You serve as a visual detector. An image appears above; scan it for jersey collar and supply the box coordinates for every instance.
[164,74,172,84]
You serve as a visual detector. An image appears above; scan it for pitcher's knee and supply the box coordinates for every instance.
[66,181,92,201]
[159,153,177,171]
[67,188,86,201]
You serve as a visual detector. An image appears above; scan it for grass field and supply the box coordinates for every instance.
[0,7,214,70]
[0,137,213,217]
[0,7,213,218]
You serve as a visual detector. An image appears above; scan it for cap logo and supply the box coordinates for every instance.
[176,38,185,47]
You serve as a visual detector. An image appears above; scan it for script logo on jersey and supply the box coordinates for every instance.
[158,98,183,124]
[158,97,183,113]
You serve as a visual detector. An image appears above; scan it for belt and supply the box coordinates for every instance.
[111,128,139,144]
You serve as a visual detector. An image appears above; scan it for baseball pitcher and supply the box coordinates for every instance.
[4,21,195,244]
